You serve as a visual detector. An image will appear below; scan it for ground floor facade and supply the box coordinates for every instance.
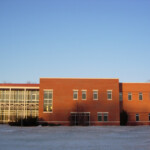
[0,78,150,125]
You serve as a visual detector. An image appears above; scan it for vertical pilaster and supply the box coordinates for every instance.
[24,89,26,118]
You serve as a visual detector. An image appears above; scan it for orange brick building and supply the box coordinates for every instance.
[120,83,150,125]
[0,78,150,125]
[39,78,120,125]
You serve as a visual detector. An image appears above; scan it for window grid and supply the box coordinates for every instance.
[0,89,39,123]
[43,90,53,112]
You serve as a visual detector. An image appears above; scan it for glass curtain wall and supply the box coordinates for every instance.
[0,88,39,123]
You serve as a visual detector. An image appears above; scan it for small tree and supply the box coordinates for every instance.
[120,110,128,126]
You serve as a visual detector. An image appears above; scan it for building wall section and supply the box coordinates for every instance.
[120,83,150,125]
[39,78,120,125]
[0,84,39,123]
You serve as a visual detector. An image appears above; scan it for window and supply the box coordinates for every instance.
[128,92,132,100]
[97,113,102,121]
[43,90,53,112]
[82,90,87,100]
[103,113,108,121]
[136,114,139,121]
[32,94,36,101]
[149,113,150,121]
[97,112,108,122]
[93,90,98,100]
[119,92,122,101]
[73,90,78,100]
[139,92,143,100]
[107,90,112,100]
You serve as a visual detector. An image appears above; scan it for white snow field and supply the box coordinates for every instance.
[0,125,150,150]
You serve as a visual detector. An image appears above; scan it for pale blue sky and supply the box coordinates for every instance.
[0,0,150,83]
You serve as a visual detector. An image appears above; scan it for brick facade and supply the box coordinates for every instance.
[0,78,150,125]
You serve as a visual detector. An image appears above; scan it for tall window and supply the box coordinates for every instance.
[82,90,87,100]
[43,90,53,112]
[139,92,143,100]
[93,90,98,100]
[73,90,78,100]
[136,114,139,121]
[107,90,112,100]
[128,92,132,100]
[119,92,123,101]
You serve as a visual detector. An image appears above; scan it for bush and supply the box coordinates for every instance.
[9,117,39,126]
[120,110,128,126]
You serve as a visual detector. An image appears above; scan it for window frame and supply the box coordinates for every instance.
[103,113,108,122]
[97,112,102,122]
[107,90,112,100]
[82,90,87,100]
[128,92,132,101]
[93,90,98,100]
[136,114,139,122]
[97,112,108,122]
[139,92,143,101]
[73,90,78,100]
[43,89,53,113]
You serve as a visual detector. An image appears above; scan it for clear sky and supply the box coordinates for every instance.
[0,0,150,83]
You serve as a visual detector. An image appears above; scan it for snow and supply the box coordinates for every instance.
[0,125,150,150]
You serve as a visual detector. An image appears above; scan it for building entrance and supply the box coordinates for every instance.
[70,112,90,126]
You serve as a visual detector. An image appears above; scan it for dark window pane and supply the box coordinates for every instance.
[82,91,86,99]
[104,114,108,121]
[128,93,132,100]
[107,91,112,100]
[136,114,139,121]
[73,91,78,99]
[119,92,122,101]
[98,115,102,121]
[139,93,142,100]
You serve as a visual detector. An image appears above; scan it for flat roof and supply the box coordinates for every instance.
[40,77,119,80]
[120,82,150,84]
[0,83,39,86]
[0,83,39,89]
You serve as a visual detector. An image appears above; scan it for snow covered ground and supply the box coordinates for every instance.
[0,125,150,150]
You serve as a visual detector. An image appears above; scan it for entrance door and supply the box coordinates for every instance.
[70,112,90,126]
